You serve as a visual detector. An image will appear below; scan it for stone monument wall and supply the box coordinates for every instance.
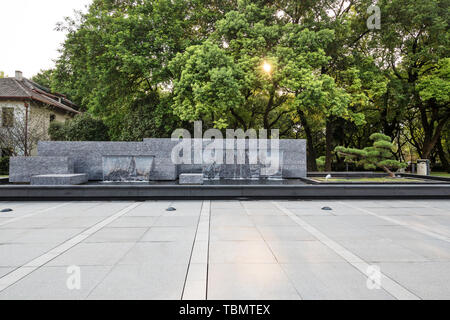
[31,138,307,181]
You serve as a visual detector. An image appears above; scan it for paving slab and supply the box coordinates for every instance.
[85,228,148,243]
[107,217,157,228]
[281,263,394,300]
[153,216,199,227]
[0,229,30,243]
[0,199,449,300]
[140,227,197,242]
[8,228,84,244]
[338,239,430,263]
[379,262,450,299]
[0,268,13,278]
[257,226,316,241]
[0,266,112,300]
[251,216,296,226]
[47,242,135,267]
[87,263,188,300]
[266,241,346,263]
[118,242,193,266]
[208,263,301,300]
[210,226,263,241]
[209,241,276,264]
[0,243,56,267]
[392,239,450,261]
[210,214,254,227]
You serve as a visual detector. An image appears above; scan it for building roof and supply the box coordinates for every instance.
[0,77,80,114]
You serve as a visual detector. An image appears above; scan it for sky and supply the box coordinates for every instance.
[0,0,92,78]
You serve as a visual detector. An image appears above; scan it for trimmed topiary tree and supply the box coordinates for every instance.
[334,133,407,177]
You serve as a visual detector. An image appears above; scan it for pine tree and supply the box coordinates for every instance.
[335,133,407,177]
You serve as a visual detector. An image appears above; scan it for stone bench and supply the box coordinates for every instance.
[9,156,74,183]
[30,174,88,185]
[179,173,204,185]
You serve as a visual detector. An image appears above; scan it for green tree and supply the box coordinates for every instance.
[31,69,54,89]
[170,1,366,171]
[335,133,407,177]
[48,114,110,141]
[47,0,449,171]
[48,122,67,141]
[52,0,236,140]
[374,0,450,159]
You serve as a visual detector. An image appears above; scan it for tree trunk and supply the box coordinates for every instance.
[436,139,450,173]
[383,166,396,178]
[325,118,334,172]
[298,109,317,171]
[419,100,449,159]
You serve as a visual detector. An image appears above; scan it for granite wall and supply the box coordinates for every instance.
[37,142,173,180]
[33,138,306,181]
[9,156,74,183]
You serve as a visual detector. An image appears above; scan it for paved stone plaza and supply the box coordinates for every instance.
[0,199,449,300]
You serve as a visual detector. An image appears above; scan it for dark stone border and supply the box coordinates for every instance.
[307,172,450,181]
[308,172,385,178]
[301,177,449,185]
[0,184,449,200]
[401,173,450,182]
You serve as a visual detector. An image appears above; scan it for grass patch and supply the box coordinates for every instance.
[0,175,8,178]
[314,177,425,183]
[431,172,450,178]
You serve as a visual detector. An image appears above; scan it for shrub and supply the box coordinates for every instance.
[48,122,68,141]
[48,114,110,141]
[0,156,9,175]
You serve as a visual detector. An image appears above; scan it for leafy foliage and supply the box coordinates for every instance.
[32,0,448,171]
[0,157,9,175]
[48,114,110,141]
[335,133,407,176]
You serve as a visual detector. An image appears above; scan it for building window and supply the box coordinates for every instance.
[1,108,14,127]
[50,114,56,122]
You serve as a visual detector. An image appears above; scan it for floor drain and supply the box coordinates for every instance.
[166,207,176,212]
[322,207,333,211]
[1,208,13,213]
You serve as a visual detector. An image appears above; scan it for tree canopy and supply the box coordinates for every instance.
[33,0,449,172]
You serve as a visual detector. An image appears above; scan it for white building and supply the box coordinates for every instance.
[0,71,80,156]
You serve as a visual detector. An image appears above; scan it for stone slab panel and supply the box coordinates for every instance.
[9,156,74,183]
[282,165,307,178]
[38,142,155,181]
[30,174,88,185]
[179,173,204,185]
[150,165,178,181]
